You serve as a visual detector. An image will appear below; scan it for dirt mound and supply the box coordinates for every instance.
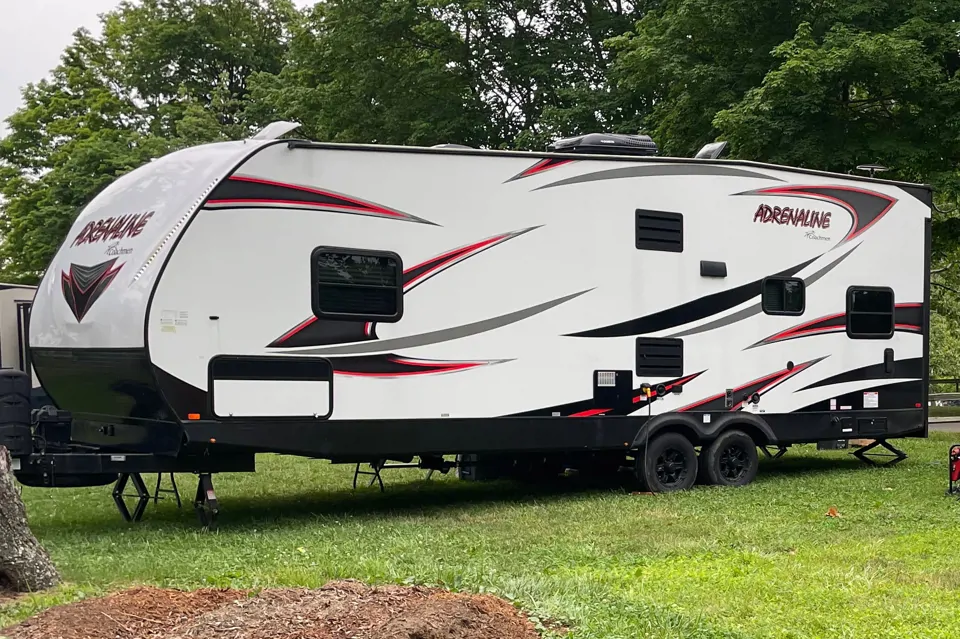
[1,580,545,639]
[4,586,241,639]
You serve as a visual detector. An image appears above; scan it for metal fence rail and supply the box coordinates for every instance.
[932,378,960,392]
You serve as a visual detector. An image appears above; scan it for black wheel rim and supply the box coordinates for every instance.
[718,444,748,482]
[655,447,689,487]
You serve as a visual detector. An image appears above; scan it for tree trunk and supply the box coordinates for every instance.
[0,446,60,592]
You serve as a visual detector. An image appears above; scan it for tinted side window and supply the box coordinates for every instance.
[846,287,894,339]
[311,248,403,321]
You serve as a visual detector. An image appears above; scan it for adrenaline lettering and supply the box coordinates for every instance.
[753,204,831,229]
[72,212,155,247]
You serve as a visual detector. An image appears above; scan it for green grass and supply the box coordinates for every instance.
[928,405,960,417]
[4,433,960,638]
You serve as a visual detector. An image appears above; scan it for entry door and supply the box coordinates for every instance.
[16,300,31,373]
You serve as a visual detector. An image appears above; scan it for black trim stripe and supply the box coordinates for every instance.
[210,355,333,381]
[797,357,923,392]
[566,255,819,338]
[794,380,923,412]
[204,174,437,225]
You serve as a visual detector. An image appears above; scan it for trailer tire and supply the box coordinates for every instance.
[637,432,698,493]
[700,429,758,487]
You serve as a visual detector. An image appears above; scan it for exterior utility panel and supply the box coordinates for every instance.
[28,134,932,459]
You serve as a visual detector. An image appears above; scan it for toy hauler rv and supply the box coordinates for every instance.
[8,123,932,525]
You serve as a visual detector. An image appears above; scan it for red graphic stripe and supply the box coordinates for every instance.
[333,360,485,377]
[756,302,923,347]
[632,372,702,404]
[275,316,318,344]
[521,158,573,178]
[765,312,844,343]
[227,175,403,217]
[729,361,815,411]
[678,364,809,412]
[404,234,507,289]
[506,158,575,182]
[567,371,706,417]
[205,197,401,216]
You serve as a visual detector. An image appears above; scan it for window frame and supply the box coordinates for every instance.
[845,285,895,340]
[310,246,404,322]
[760,276,806,316]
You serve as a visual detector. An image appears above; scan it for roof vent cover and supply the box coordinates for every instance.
[548,133,658,157]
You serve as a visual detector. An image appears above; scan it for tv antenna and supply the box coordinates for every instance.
[855,164,889,179]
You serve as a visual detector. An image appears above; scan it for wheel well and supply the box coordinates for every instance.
[652,423,702,447]
[718,422,770,447]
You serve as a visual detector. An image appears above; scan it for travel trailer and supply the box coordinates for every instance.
[11,123,932,525]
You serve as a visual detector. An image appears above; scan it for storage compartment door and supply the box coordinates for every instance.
[210,355,333,419]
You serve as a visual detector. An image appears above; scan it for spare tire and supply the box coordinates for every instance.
[0,369,31,398]
[0,424,32,457]
[0,393,31,425]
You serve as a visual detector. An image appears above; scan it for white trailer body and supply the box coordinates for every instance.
[26,129,931,469]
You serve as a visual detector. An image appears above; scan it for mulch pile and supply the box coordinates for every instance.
[1,580,546,639]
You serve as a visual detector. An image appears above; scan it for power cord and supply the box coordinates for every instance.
[638,383,669,495]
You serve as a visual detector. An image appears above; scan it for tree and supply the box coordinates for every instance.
[0,447,60,593]
[608,0,807,156]
[247,0,494,147]
[714,21,960,192]
[247,0,655,150]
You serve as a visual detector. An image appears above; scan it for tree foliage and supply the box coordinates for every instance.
[4,0,960,367]
[0,0,295,281]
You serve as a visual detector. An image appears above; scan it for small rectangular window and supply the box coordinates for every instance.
[635,209,683,253]
[636,337,683,377]
[311,247,403,321]
[846,286,894,339]
[762,277,805,315]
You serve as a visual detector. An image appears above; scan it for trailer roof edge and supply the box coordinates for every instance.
[284,139,934,194]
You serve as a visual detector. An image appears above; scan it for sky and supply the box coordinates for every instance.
[0,0,124,135]
[0,0,313,136]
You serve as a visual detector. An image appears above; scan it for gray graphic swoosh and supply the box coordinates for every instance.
[666,243,860,339]
[279,289,593,356]
[534,164,784,191]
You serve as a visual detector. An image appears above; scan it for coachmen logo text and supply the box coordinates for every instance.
[753,204,831,229]
[71,211,154,247]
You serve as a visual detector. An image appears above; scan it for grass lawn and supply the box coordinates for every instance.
[4,432,960,638]
[928,405,960,417]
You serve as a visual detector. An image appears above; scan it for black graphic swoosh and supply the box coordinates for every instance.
[566,255,819,338]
